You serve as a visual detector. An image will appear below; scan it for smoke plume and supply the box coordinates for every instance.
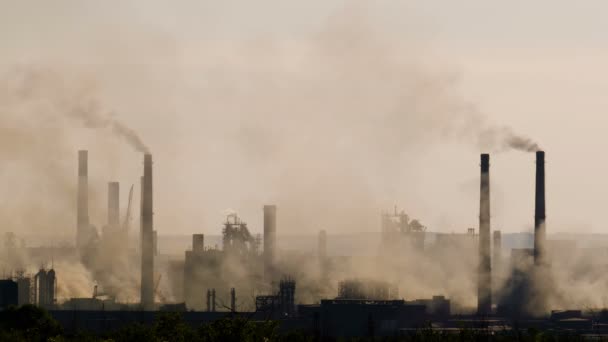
[67,99,150,154]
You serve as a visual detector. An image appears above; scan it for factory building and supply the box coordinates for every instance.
[337,279,398,301]
[380,208,425,253]
[255,278,297,318]
[34,269,56,308]
[0,280,18,309]
[183,213,263,310]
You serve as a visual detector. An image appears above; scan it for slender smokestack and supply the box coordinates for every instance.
[108,182,120,226]
[230,288,236,313]
[140,154,154,309]
[77,150,89,249]
[478,153,492,315]
[263,205,277,285]
[318,230,328,282]
[493,230,502,271]
[534,151,546,266]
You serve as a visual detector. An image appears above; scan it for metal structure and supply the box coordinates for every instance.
[380,207,426,251]
[222,214,256,256]
[255,277,296,317]
[337,279,398,301]
[123,185,134,231]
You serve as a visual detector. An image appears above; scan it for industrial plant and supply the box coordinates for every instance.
[1,148,606,338]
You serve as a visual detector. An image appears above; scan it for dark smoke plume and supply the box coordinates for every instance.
[67,99,150,154]
[6,66,150,154]
[477,125,541,153]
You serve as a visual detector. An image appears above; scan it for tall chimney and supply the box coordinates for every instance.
[140,154,154,309]
[263,205,277,284]
[534,151,546,266]
[77,150,89,249]
[478,153,492,315]
[108,182,120,226]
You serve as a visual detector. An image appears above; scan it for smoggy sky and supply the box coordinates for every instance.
[1,1,607,239]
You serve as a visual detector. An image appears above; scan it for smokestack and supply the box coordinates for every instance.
[318,230,328,282]
[108,182,120,226]
[211,289,216,312]
[493,230,502,271]
[140,154,154,309]
[263,205,277,285]
[77,150,89,249]
[230,288,236,313]
[534,151,546,266]
[478,153,492,315]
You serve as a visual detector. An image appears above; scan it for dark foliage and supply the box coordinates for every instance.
[0,306,592,342]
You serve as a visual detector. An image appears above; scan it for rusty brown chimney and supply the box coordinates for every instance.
[534,151,546,266]
[478,153,492,315]
[140,154,154,309]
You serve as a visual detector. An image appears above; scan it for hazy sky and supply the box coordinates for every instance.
[1,1,608,239]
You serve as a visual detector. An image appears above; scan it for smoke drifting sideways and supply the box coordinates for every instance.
[478,126,541,153]
[0,67,151,301]
[1,66,149,155]
[67,99,150,154]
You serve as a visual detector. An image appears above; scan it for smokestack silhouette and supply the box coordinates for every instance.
[140,154,154,309]
[534,151,546,266]
[108,182,119,226]
[478,153,492,315]
[77,150,89,249]
[263,205,277,285]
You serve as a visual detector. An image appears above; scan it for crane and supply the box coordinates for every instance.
[122,185,134,231]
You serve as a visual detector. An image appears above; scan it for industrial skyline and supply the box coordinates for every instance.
[2,1,608,338]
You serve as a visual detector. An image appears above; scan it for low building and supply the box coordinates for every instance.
[0,280,18,309]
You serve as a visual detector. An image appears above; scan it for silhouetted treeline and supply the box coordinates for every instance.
[0,305,590,341]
